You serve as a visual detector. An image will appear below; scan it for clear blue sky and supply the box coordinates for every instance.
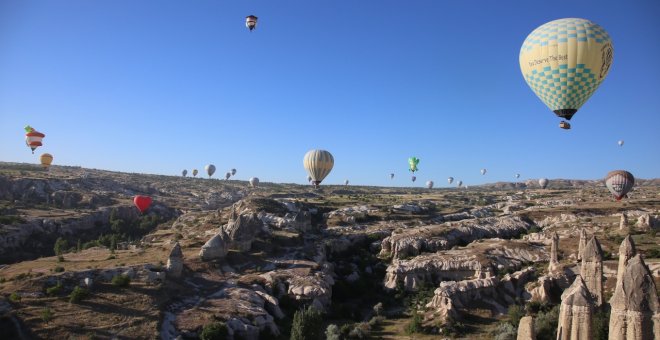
[1,0,658,187]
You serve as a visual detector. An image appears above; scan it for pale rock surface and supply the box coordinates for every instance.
[577,228,588,261]
[616,235,636,286]
[549,231,559,272]
[619,213,628,230]
[608,254,660,340]
[556,276,593,340]
[224,212,262,252]
[199,232,229,261]
[635,214,658,230]
[580,236,603,306]
[517,315,535,340]
[166,242,183,279]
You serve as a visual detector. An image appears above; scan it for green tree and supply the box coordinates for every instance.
[200,322,228,340]
[290,306,323,340]
[507,304,525,328]
[54,237,68,256]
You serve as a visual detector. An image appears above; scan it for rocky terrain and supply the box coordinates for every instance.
[0,162,658,339]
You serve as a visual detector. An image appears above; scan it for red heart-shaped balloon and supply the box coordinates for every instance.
[133,195,152,213]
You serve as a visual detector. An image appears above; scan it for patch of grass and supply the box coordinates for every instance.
[69,286,89,303]
[111,274,131,288]
[0,215,26,225]
[200,322,228,340]
[46,281,64,296]
[41,307,53,323]
[53,265,65,273]
[9,292,21,302]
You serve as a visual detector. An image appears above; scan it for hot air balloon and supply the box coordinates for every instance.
[481,169,487,175]
[390,173,395,180]
[307,175,313,183]
[539,178,549,189]
[246,15,258,31]
[457,180,463,188]
[249,177,259,188]
[408,157,419,173]
[133,195,152,214]
[225,172,231,180]
[182,169,188,177]
[411,176,416,182]
[520,18,614,130]
[40,153,53,170]
[205,164,216,178]
[605,170,634,201]
[231,168,237,176]
[448,177,454,184]
[516,174,521,179]
[344,180,349,186]
[618,140,624,147]
[426,180,434,189]
[303,149,334,187]
[24,125,45,154]
[192,169,199,177]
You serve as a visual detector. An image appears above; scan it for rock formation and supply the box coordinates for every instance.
[166,242,183,279]
[517,315,535,340]
[580,236,603,306]
[577,228,587,261]
[635,214,658,231]
[224,212,262,252]
[619,213,628,230]
[549,231,559,272]
[616,235,635,286]
[608,254,660,340]
[199,233,229,261]
[556,276,593,340]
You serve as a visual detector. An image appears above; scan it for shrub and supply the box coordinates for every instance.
[69,286,89,303]
[507,304,525,328]
[54,237,68,256]
[290,305,323,340]
[534,305,559,340]
[200,322,228,340]
[111,274,131,288]
[9,292,21,302]
[592,308,610,340]
[404,313,423,335]
[368,315,385,327]
[492,322,516,340]
[46,281,63,296]
[348,322,371,339]
[54,266,65,273]
[373,302,384,316]
[41,307,53,323]
[325,324,340,340]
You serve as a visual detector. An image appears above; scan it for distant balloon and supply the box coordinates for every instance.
[303,149,334,187]
[182,169,188,177]
[539,178,549,189]
[205,164,216,178]
[24,125,45,154]
[447,177,454,184]
[426,180,434,189]
[411,176,416,182]
[246,15,258,31]
[249,177,259,188]
[457,180,463,188]
[225,172,231,180]
[618,140,624,147]
[231,168,237,176]
[520,18,614,129]
[133,195,152,214]
[408,157,420,173]
[192,169,199,177]
[516,173,521,179]
[40,153,53,170]
[481,169,487,175]
[344,180,349,186]
[390,173,395,180]
[605,170,634,201]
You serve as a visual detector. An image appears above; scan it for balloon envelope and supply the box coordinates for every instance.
[246,15,258,31]
[390,173,395,179]
[618,140,624,147]
[231,169,237,176]
[481,169,487,175]
[411,176,416,182]
[448,177,454,184]
[40,153,53,169]
[249,177,259,187]
[539,178,549,189]
[225,172,231,180]
[303,149,334,186]
[457,180,463,188]
[192,169,198,177]
[426,180,434,189]
[605,170,634,201]
[344,180,349,186]
[408,157,420,173]
[24,125,45,153]
[520,18,613,124]
[205,164,216,177]
[516,174,521,179]
[133,195,152,213]
[182,169,188,177]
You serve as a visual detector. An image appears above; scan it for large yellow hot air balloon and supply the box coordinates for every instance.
[303,149,334,187]
[520,18,613,129]
[40,153,53,170]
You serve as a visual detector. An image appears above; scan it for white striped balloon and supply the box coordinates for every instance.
[249,177,259,187]
[605,170,634,201]
[303,149,334,186]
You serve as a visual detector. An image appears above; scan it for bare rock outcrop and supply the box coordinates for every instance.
[556,275,593,340]
[224,212,262,252]
[199,232,229,261]
[166,242,184,279]
[517,315,536,340]
[616,235,636,286]
[619,213,628,230]
[580,236,603,306]
[608,254,660,340]
[577,228,587,261]
[635,214,658,231]
[549,231,559,272]
[380,216,533,259]
[384,239,547,291]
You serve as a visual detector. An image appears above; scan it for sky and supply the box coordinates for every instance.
[1,0,659,187]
